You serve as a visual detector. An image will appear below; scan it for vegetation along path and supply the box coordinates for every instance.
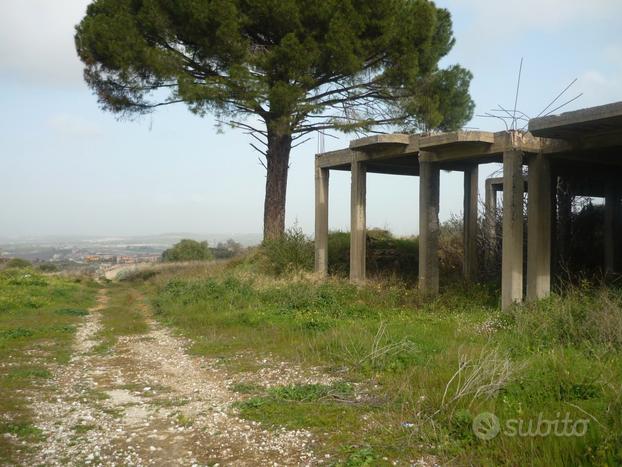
[6,258,622,465]
[23,285,318,466]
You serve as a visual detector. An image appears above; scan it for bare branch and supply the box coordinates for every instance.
[250,143,267,157]
[257,155,267,170]
[247,131,268,147]
[225,120,267,135]
[291,137,311,149]
[136,99,186,110]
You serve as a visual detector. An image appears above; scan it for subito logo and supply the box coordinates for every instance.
[472,412,500,440]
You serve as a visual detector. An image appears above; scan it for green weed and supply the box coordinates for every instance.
[145,261,622,465]
[54,308,89,317]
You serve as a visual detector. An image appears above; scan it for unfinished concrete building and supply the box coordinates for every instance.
[314,102,622,309]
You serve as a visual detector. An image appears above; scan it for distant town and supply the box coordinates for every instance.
[0,233,261,274]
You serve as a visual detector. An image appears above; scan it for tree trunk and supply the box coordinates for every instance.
[263,128,292,241]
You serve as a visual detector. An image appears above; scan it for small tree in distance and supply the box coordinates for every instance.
[161,239,213,262]
[76,0,474,240]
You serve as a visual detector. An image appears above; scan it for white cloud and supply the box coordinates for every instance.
[0,0,91,86]
[47,113,103,137]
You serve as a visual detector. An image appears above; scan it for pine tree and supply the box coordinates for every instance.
[76,0,474,240]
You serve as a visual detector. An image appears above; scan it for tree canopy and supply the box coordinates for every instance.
[76,0,474,239]
[161,239,213,262]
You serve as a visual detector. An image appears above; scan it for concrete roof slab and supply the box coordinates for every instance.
[349,134,412,151]
[419,131,495,151]
[529,101,622,139]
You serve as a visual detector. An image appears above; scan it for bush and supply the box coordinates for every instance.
[4,258,31,269]
[54,308,89,317]
[260,226,314,275]
[162,239,213,262]
[37,263,59,273]
[508,285,622,350]
[326,231,351,276]
[117,268,159,282]
[438,217,464,279]
[212,239,244,259]
[326,229,419,280]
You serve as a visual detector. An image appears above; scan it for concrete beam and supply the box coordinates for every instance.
[350,133,411,150]
[350,160,366,283]
[419,131,552,165]
[364,163,420,177]
[419,158,440,295]
[314,164,329,277]
[486,176,528,193]
[527,154,552,301]
[502,150,525,309]
[317,145,421,170]
[529,100,622,137]
[463,165,479,281]
[419,131,495,150]
[317,148,355,169]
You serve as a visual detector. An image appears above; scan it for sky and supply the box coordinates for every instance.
[1,0,621,240]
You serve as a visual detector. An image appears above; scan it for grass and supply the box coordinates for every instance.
[234,382,366,446]
[92,284,149,354]
[4,254,618,464]
[140,258,622,465]
[0,267,98,462]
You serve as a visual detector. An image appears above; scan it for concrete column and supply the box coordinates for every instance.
[350,160,366,283]
[419,158,440,295]
[314,163,329,276]
[484,179,498,270]
[527,154,552,301]
[463,165,479,281]
[502,150,524,309]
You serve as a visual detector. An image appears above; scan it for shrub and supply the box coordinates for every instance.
[37,263,59,273]
[327,229,419,279]
[162,239,213,262]
[212,239,244,259]
[117,268,159,282]
[438,217,464,279]
[0,328,34,339]
[508,285,622,350]
[54,308,89,317]
[4,258,31,269]
[260,226,314,275]
[2,270,48,287]
[327,231,351,276]
[268,383,353,402]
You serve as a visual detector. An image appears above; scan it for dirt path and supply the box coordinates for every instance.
[25,288,318,466]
